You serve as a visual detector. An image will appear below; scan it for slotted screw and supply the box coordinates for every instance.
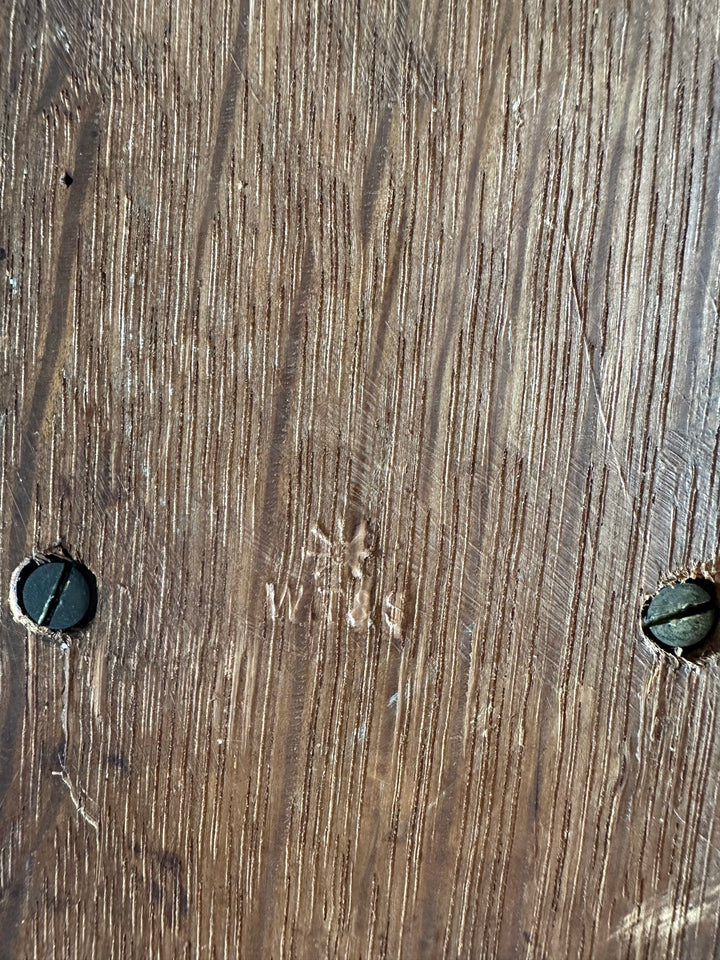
[19,559,96,631]
[642,580,718,650]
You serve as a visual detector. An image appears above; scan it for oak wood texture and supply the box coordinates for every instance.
[2,0,720,957]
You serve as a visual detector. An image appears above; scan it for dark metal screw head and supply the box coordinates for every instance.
[642,579,718,650]
[18,559,97,631]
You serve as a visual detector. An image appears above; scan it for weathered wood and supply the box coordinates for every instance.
[2,0,720,956]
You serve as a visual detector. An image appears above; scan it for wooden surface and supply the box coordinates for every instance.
[2,0,720,956]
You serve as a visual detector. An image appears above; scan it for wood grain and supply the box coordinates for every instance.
[2,0,720,956]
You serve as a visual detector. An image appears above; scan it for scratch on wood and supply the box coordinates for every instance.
[610,880,720,943]
[51,770,99,834]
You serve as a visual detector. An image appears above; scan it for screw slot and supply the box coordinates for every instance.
[641,578,718,653]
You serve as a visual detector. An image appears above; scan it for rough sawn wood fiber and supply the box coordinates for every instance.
[2,0,720,957]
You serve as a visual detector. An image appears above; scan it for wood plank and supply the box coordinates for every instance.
[2,0,720,956]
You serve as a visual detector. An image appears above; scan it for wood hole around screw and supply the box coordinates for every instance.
[9,550,98,640]
[641,577,720,661]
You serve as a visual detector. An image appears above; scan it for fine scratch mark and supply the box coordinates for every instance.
[51,770,99,833]
[53,644,99,834]
[60,642,70,767]
[610,880,720,942]
[564,223,639,525]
